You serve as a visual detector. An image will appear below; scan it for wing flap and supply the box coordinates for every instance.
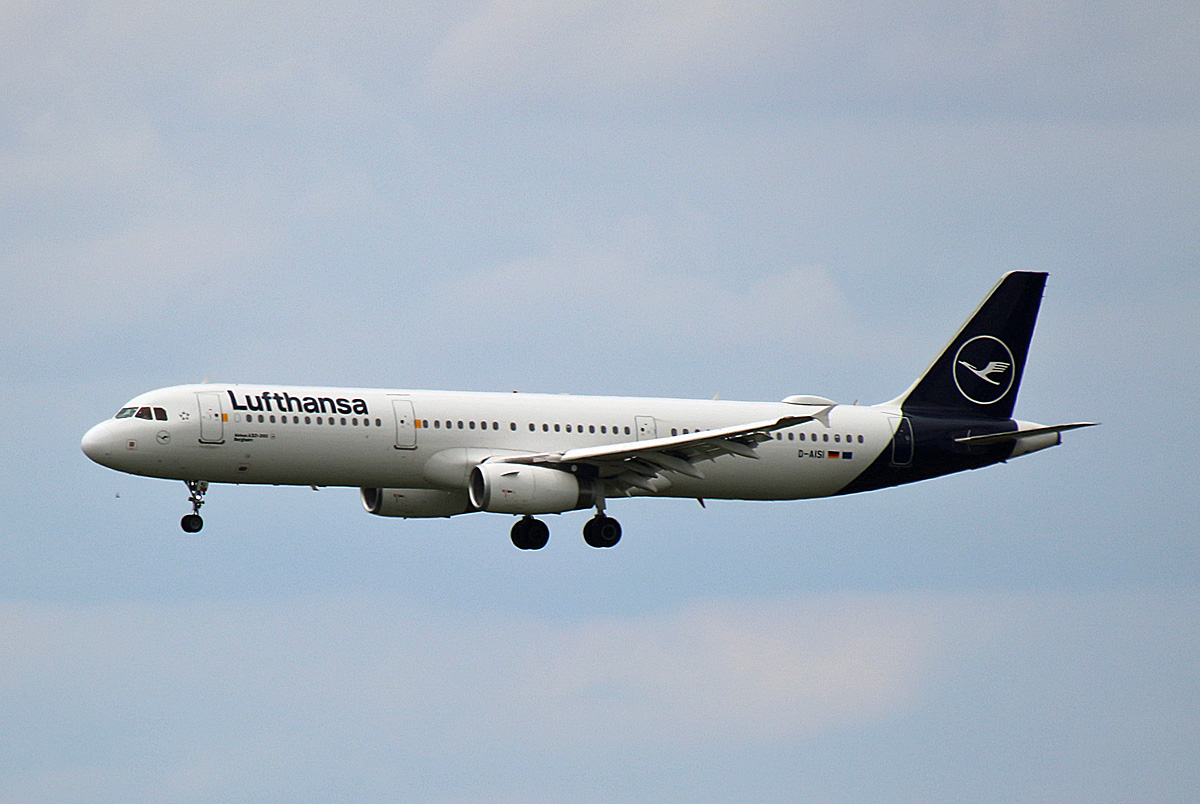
[557,409,828,464]
[491,407,833,499]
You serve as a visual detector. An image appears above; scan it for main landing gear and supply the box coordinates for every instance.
[509,511,623,550]
[510,515,550,550]
[181,480,207,533]
[583,514,622,548]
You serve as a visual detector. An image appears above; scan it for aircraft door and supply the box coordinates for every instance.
[635,416,657,440]
[888,416,914,467]
[392,398,417,449]
[197,392,225,444]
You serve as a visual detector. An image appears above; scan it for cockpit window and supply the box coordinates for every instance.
[154,407,168,421]
[135,407,154,420]
[115,407,137,419]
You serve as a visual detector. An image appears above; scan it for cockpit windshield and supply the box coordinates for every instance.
[115,406,168,421]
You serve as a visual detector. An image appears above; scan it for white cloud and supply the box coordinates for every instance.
[283,235,865,391]
[422,0,1200,119]
[0,108,162,196]
[5,591,1198,802]
[418,250,857,351]
[0,213,275,343]
[519,596,934,744]
[0,593,938,798]
[423,0,790,97]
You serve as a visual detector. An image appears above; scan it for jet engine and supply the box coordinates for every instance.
[361,487,471,518]
[468,462,599,515]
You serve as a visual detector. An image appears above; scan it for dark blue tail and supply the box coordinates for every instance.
[893,272,1046,420]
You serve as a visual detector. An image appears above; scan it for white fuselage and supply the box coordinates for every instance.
[81,384,895,502]
[79,273,1090,544]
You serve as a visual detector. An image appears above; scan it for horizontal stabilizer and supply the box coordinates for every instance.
[954,422,1099,446]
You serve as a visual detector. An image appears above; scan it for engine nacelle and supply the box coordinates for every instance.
[361,487,471,518]
[468,462,599,515]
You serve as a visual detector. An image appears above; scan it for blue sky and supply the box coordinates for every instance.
[2,2,1198,802]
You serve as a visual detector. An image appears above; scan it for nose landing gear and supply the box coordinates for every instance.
[181,480,208,533]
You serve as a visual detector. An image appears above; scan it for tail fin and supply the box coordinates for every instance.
[889,271,1047,420]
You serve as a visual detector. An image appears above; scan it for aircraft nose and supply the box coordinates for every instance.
[81,420,118,466]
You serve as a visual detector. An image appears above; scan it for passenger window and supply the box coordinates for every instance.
[529,423,535,431]
[469,421,476,429]
[858,435,864,443]
[566,425,572,433]
[511,422,516,431]
[305,416,312,424]
[589,425,595,434]
[835,434,841,442]
[788,433,794,441]
[624,427,631,435]
[823,433,829,442]
[554,424,561,432]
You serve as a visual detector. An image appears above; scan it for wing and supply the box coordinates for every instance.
[489,405,834,497]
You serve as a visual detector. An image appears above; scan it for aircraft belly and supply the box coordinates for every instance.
[163,431,424,488]
[655,447,880,501]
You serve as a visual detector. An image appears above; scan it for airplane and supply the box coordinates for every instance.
[81,271,1096,549]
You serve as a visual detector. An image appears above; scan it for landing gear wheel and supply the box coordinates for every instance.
[511,516,550,550]
[583,515,621,548]
[182,480,209,533]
